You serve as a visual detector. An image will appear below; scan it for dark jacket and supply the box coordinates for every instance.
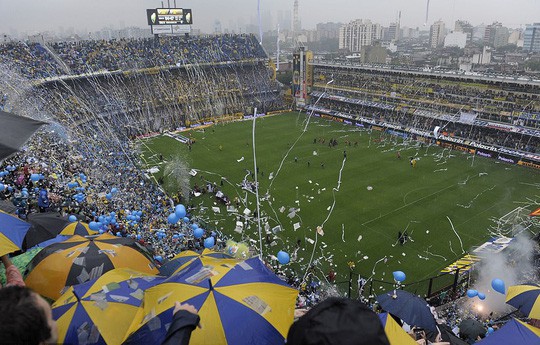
[161,310,200,345]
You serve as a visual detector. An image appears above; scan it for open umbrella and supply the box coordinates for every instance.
[458,318,486,343]
[123,256,298,345]
[25,233,159,300]
[0,210,31,257]
[376,289,437,331]
[25,212,71,249]
[59,221,96,236]
[53,268,165,345]
[506,283,540,319]
[158,248,235,276]
[475,318,540,344]
[378,312,417,345]
[0,110,46,162]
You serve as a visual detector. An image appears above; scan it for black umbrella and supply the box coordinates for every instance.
[459,319,486,343]
[0,110,47,162]
[376,289,437,331]
[23,212,71,249]
[438,323,469,345]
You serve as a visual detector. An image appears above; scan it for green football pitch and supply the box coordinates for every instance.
[139,112,540,294]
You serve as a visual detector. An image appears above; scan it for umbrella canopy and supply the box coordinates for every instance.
[124,256,298,345]
[458,318,486,342]
[506,283,540,319]
[0,247,42,285]
[25,233,159,300]
[158,248,235,276]
[59,221,96,236]
[475,318,540,345]
[0,110,47,162]
[378,312,417,345]
[376,289,437,331]
[25,212,72,249]
[0,210,31,257]
[53,268,165,345]
[437,323,468,345]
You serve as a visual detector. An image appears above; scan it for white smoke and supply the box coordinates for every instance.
[467,232,539,317]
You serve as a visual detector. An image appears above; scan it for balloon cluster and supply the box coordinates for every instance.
[167,204,187,225]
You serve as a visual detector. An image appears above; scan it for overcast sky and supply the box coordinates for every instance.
[1,0,539,36]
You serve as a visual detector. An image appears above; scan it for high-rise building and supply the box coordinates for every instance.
[524,23,540,52]
[388,22,400,42]
[338,19,382,52]
[484,22,510,48]
[316,22,342,40]
[430,20,446,48]
[454,20,473,42]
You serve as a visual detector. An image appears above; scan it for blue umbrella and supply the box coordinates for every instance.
[475,318,540,344]
[158,249,234,276]
[376,289,437,331]
[0,210,31,257]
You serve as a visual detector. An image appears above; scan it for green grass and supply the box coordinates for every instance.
[139,112,540,295]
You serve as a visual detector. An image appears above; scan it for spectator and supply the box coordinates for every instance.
[286,297,390,345]
[162,302,200,345]
[0,285,58,345]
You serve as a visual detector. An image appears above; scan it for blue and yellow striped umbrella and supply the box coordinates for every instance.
[475,318,540,344]
[59,221,97,236]
[0,210,30,257]
[506,283,540,319]
[124,256,298,345]
[53,268,165,345]
[378,313,417,345]
[158,249,235,276]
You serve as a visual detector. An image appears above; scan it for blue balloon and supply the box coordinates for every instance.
[491,278,505,294]
[487,327,494,334]
[89,221,99,230]
[478,292,486,300]
[154,255,163,262]
[111,187,118,194]
[193,227,204,239]
[106,193,113,200]
[191,223,198,230]
[136,211,142,216]
[204,236,215,248]
[30,173,40,182]
[183,217,189,223]
[68,215,77,222]
[175,204,186,218]
[167,213,178,224]
[277,251,290,264]
[7,186,13,192]
[392,271,406,282]
[116,232,122,237]
[467,289,478,298]
[98,230,104,234]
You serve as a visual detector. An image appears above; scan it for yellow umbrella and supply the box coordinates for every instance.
[59,221,97,236]
[53,268,165,345]
[158,248,235,276]
[378,313,417,345]
[0,210,31,257]
[124,256,297,344]
[25,234,158,300]
[506,284,540,319]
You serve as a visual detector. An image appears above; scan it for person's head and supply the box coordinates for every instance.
[286,297,390,345]
[0,285,57,345]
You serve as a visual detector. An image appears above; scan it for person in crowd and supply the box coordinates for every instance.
[286,297,390,345]
[1,255,25,288]
[0,285,58,345]
[162,302,200,345]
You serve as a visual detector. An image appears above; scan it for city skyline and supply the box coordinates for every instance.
[1,0,539,37]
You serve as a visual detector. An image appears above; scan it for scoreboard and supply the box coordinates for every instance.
[146,8,192,26]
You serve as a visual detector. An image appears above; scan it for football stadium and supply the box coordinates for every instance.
[1,2,540,344]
